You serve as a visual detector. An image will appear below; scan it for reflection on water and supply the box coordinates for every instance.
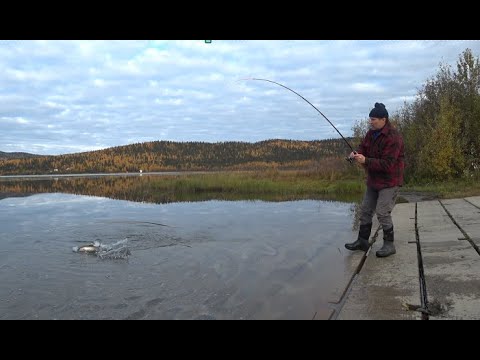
[0,174,363,204]
[0,187,363,320]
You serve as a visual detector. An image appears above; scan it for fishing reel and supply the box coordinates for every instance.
[345,151,357,164]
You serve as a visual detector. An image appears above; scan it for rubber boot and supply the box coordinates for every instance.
[376,226,396,257]
[345,223,372,251]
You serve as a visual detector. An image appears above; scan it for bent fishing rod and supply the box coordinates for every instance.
[241,78,356,161]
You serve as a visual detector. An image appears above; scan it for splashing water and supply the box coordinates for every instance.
[97,239,131,259]
[72,239,131,259]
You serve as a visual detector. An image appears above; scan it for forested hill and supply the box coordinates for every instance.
[0,151,43,160]
[0,138,353,175]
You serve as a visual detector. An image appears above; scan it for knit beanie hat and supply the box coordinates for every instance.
[369,102,388,119]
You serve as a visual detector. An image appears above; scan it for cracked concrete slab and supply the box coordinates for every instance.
[335,197,480,320]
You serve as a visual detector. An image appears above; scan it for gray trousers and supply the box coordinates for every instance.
[359,186,399,231]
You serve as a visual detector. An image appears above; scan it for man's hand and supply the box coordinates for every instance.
[353,153,366,164]
[347,151,358,161]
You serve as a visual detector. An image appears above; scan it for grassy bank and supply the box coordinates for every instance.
[150,170,480,201]
[402,179,480,199]
[2,169,479,204]
[150,170,364,196]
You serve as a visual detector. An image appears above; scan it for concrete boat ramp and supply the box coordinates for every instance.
[328,196,480,320]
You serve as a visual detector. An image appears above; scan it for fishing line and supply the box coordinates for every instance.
[240,78,356,161]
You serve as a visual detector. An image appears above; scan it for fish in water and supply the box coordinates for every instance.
[73,243,99,254]
[72,239,130,259]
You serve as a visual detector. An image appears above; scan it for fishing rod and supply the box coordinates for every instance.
[241,78,356,162]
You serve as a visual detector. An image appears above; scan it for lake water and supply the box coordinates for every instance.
[0,175,362,320]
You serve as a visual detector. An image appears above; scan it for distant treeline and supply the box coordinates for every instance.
[0,138,352,175]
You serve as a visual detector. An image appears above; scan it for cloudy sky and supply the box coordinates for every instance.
[1,40,479,155]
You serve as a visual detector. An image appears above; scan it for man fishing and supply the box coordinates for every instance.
[244,80,404,258]
[345,103,405,257]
